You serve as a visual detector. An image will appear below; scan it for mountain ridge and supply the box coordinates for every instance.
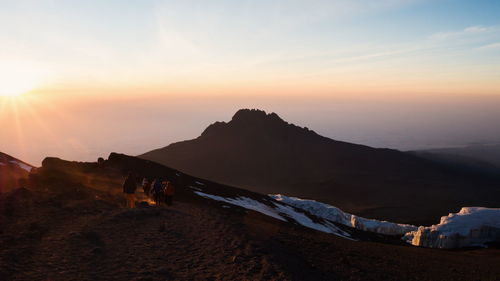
[140,109,500,225]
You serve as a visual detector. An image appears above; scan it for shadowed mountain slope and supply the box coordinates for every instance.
[411,144,500,174]
[140,109,500,225]
[1,153,499,280]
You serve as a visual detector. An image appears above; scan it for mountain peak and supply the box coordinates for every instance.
[231,109,285,124]
[201,109,290,137]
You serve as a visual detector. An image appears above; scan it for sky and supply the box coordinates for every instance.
[1,0,500,165]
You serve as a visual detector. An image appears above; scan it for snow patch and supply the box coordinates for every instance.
[195,181,205,186]
[403,207,500,248]
[189,186,202,192]
[271,194,417,236]
[9,160,33,172]
[193,191,353,239]
[273,203,336,234]
[194,192,285,221]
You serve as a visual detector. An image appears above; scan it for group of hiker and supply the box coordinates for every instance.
[122,172,175,209]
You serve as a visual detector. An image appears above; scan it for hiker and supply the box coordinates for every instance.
[164,180,175,206]
[151,178,164,206]
[142,177,152,197]
[123,172,137,208]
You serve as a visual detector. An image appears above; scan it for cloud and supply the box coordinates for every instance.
[429,25,499,40]
[477,42,500,51]
[147,0,425,74]
[464,26,489,33]
[152,0,424,48]
[240,23,500,86]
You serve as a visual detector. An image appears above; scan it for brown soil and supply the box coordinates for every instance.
[1,155,499,281]
[1,187,499,281]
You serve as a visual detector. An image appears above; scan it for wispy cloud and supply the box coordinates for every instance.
[1,0,498,96]
[429,25,500,40]
[477,42,500,51]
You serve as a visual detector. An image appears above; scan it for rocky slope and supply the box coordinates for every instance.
[1,153,500,280]
[140,109,500,225]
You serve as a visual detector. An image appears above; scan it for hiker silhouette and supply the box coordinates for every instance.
[122,172,138,208]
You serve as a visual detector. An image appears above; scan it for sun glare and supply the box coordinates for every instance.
[0,76,38,97]
[0,61,45,98]
[0,85,31,97]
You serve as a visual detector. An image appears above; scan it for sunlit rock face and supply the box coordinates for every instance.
[404,207,500,248]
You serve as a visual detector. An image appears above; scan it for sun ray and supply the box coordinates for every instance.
[0,97,8,115]
[0,60,46,97]
[5,91,89,163]
[17,97,62,152]
[9,98,28,161]
[25,92,75,123]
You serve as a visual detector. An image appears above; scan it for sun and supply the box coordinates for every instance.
[0,72,39,97]
[0,61,45,98]
[0,83,33,97]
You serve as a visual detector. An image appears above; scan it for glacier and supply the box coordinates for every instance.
[272,195,500,248]
[403,207,500,248]
[193,191,499,248]
[271,194,418,236]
